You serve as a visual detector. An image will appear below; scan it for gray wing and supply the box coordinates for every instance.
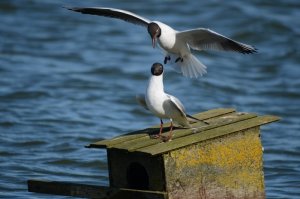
[66,7,150,27]
[136,94,148,110]
[177,28,257,54]
[166,94,186,118]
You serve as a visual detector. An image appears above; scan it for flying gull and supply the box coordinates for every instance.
[67,6,257,78]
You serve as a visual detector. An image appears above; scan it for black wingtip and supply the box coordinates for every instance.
[239,46,258,54]
[243,50,257,54]
[187,114,209,125]
[248,47,258,54]
[62,5,72,10]
[225,39,258,54]
[62,6,80,12]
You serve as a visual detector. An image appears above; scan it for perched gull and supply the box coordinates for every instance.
[67,6,257,78]
[136,63,208,141]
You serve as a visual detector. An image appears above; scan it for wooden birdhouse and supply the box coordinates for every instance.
[28,108,279,199]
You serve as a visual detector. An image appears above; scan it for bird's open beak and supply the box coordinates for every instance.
[151,36,156,48]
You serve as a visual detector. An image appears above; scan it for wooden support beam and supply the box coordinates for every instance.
[28,180,167,199]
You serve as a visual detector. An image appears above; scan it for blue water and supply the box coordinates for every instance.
[0,0,299,198]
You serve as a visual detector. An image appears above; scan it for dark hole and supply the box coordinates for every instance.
[126,162,149,190]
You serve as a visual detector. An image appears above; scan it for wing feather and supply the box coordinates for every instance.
[67,7,150,27]
[177,28,257,54]
[166,94,186,118]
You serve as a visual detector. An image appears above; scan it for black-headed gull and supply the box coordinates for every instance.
[67,7,257,78]
[136,63,208,141]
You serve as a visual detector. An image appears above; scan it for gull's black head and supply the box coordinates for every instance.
[147,22,161,48]
[151,63,164,76]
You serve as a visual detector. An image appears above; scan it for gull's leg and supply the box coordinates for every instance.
[162,119,173,142]
[152,119,163,139]
[175,57,183,63]
[164,56,171,64]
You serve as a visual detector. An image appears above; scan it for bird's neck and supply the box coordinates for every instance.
[147,75,164,94]
[153,21,176,51]
[154,21,175,32]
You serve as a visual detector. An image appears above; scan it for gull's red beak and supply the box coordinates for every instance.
[151,36,156,48]
[148,22,160,49]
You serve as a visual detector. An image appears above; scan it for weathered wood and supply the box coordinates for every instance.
[163,127,265,199]
[139,115,279,155]
[28,180,167,199]
[28,179,109,198]
[114,112,257,152]
[108,149,166,192]
[88,108,236,148]
[28,108,280,199]
[109,188,167,199]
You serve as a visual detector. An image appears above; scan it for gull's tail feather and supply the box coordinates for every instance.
[187,114,209,125]
[169,53,207,78]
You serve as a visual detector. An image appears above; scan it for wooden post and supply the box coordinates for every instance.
[28,180,167,199]
[28,108,279,199]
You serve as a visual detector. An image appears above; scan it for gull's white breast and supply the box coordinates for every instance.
[145,76,168,119]
[155,21,190,56]
[154,21,176,52]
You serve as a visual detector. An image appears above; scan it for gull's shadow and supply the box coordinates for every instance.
[126,126,182,138]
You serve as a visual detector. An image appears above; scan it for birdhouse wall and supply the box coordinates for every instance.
[163,127,265,199]
[107,148,166,191]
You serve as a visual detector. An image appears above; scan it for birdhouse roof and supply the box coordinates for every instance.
[88,108,279,156]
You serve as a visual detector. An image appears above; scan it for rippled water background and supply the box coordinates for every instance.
[0,0,299,198]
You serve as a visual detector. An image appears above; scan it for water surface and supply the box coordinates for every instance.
[0,0,299,198]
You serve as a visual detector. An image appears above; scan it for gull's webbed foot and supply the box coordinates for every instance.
[151,134,161,139]
[164,56,171,64]
[161,135,172,142]
[175,57,183,63]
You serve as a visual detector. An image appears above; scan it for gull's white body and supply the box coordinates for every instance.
[145,74,167,119]
[145,72,190,128]
[154,21,207,78]
[136,63,209,141]
[154,21,178,53]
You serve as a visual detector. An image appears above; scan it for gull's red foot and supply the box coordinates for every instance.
[175,57,183,63]
[164,56,171,64]
[161,135,172,142]
[151,134,161,139]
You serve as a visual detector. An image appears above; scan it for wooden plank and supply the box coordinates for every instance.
[89,108,236,149]
[139,115,280,155]
[88,128,152,148]
[114,112,257,152]
[109,188,168,199]
[28,179,108,198]
[191,107,236,119]
[28,180,167,199]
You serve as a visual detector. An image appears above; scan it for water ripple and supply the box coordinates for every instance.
[0,0,299,198]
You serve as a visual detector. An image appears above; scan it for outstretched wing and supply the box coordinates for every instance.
[177,28,257,54]
[66,7,151,27]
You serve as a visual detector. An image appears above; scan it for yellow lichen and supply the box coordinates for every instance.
[165,127,264,196]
